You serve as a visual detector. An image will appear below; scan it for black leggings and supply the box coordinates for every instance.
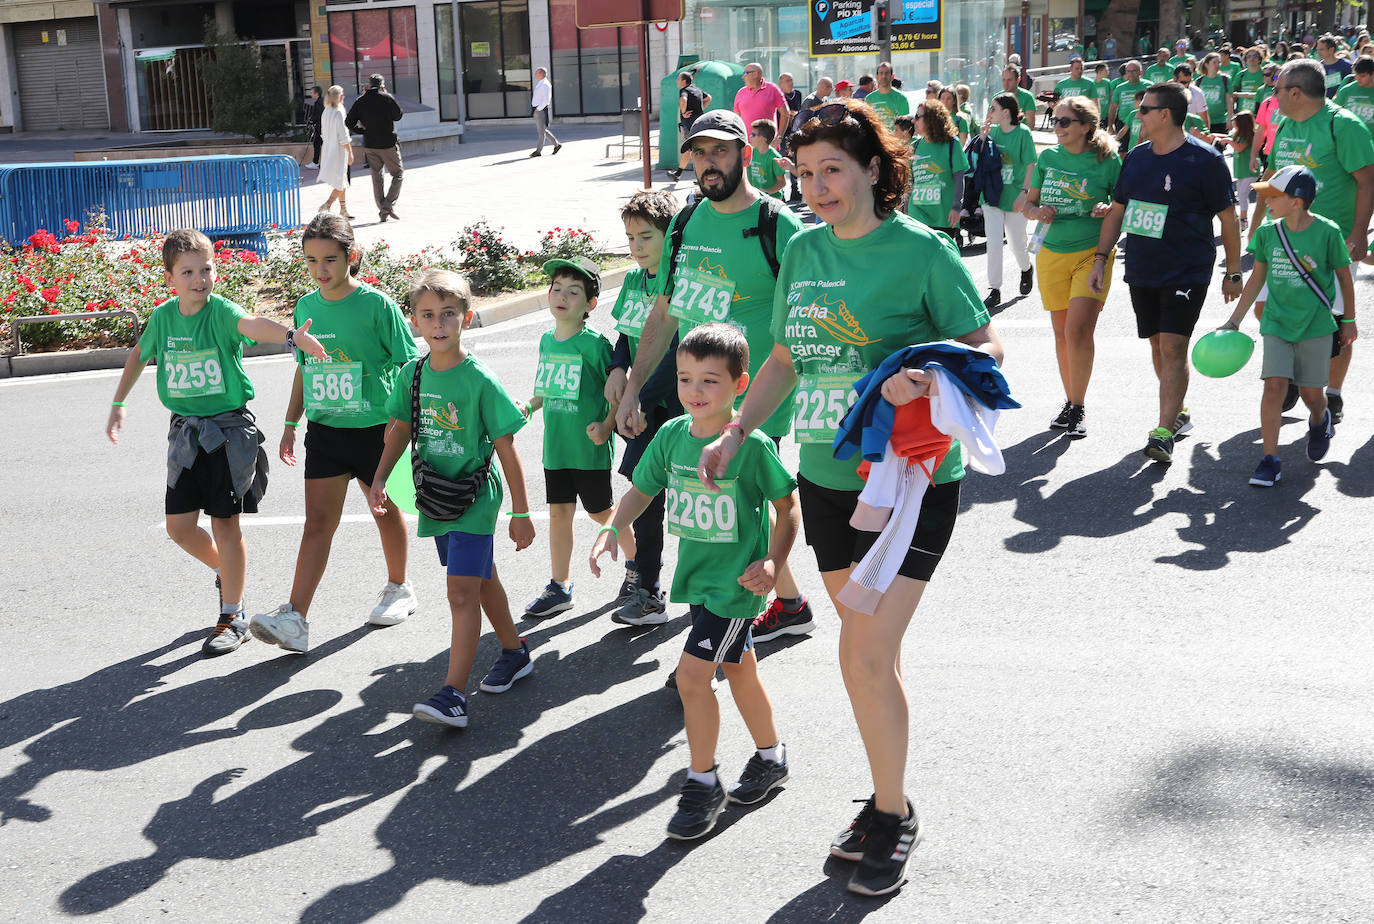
[632,489,667,591]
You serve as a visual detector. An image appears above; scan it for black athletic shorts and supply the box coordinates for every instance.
[1129,284,1209,339]
[544,467,613,513]
[797,473,960,581]
[166,439,269,519]
[303,421,387,484]
[683,604,754,665]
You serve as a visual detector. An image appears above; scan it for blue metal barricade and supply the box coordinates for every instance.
[0,155,299,247]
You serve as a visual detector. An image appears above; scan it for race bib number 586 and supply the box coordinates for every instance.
[303,362,365,412]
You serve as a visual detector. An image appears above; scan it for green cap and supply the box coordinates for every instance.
[542,256,601,297]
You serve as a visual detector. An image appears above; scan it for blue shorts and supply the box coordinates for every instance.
[684,604,754,665]
[433,531,495,579]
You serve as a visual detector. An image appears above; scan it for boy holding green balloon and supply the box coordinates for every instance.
[1218,165,1357,487]
[369,269,537,728]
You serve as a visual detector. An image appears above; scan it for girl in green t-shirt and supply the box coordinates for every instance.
[939,88,970,144]
[1230,111,1260,230]
[979,93,1037,310]
[1024,96,1122,437]
[1198,53,1235,133]
[907,99,969,241]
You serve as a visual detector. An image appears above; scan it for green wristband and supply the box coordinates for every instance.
[1340,318,1356,324]
[507,511,531,518]
[598,524,619,537]
[111,401,128,408]
[283,420,300,427]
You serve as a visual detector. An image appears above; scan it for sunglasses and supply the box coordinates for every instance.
[1050,116,1086,128]
[1136,104,1167,114]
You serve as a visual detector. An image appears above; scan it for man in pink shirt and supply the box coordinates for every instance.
[733,63,788,145]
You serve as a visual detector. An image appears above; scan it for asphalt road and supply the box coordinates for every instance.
[3,254,1374,922]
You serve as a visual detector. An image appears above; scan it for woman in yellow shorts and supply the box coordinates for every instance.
[1024,95,1123,438]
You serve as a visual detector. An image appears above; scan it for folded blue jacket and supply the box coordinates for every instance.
[834,343,1019,463]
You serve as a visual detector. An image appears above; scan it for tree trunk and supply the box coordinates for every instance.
[1159,0,1184,47]
[1190,0,1211,40]
[1318,0,1336,33]
[1100,0,1144,56]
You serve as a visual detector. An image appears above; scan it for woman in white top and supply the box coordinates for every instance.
[317,86,355,218]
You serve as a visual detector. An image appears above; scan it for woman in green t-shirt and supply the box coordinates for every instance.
[1198,52,1235,134]
[908,99,969,242]
[939,87,970,144]
[1235,47,1268,113]
[698,99,1002,898]
[979,93,1037,310]
[1024,96,1122,438]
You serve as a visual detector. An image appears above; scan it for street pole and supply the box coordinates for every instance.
[639,0,653,189]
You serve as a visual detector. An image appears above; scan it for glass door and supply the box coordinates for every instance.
[461,0,530,118]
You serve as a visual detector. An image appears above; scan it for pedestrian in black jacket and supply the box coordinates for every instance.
[306,86,324,168]
[345,74,405,221]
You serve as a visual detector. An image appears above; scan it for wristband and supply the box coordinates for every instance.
[284,327,296,351]
[284,420,300,427]
[723,420,747,443]
[598,524,619,537]
[111,401,128,408]
[1340,318,1356,324]
[507,511,531,518]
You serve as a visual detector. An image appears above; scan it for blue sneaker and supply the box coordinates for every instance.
[413,686,468,728]
[479,640,533,693]
[1306,409,1333,462]
[1249,455,1282,487]
[525,581,574,618]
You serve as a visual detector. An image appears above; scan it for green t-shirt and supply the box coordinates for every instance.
[1223,61,1243,86]
[1269,101,1374,238]
[632,415,796,621]
[1032,146,1123,253]
[990,122,1037,211]
[906,137,969,230]
[1014,87,1038,123]
[137,293,254,417]
[657,197,804,438]
[747,145,787,198]
[535,327,613,471]
[1236,68,1267,112]
[293,282,419,428]
[1125,113,1144,149]
[1168,55,1191,71]
[865,88,910,131]
[384,354,526,539]
[769,212,990,490]
[953,112,971,137]
[1247,215,1350,341]
[1145,63,1175,84]
[1055,77,1096,100]
[1334,81,1374,133]
[1092,79,1114,113]
[1112,79,1146,122]
[610,266,660,356]
[1197,74,1230,124]
[1231,138,1259,179]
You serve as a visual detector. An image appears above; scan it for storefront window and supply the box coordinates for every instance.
[460,0,530,118]
[328,7,421,102]
[549,0,645,115]
[435,5,460,121]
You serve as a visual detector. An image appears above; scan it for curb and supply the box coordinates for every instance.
[0,262,635,379]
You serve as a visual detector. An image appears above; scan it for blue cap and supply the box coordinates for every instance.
[1255,164,1318,203]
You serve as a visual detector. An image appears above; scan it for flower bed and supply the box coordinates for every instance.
[1,216,611,354]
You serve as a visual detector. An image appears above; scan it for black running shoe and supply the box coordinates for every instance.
[1019,266,1034,295]
[666,772,726,840]
[830,795,876,861]
[1143,427,1174,464]
[1064,404,1086,439]
[202,612,250,656]
[727,751,789,805]
[983,288,1001,310]
[1049,401,1074,430]
[1327,392,1344,425]
[847,800,921,896]
[751,597,816,643]
[1281,383,1300,413]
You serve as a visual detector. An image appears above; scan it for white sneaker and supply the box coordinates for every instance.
[368,581,418,626]
[250,604,309,653]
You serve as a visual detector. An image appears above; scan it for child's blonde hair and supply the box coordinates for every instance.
[408,268,472,314]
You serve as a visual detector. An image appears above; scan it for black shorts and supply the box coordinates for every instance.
[1129,284,1209,339]
[544,467,613,513]
[797,472,960,582]
[166,439,269,519]
[683,604,755,665]
[303,421,386,484]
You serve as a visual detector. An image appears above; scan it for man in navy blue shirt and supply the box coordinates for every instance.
[1089,81,1244,464]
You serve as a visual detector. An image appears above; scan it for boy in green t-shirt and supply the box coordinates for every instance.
[746,119,790,200]
[1219,166,1356,487]
[106,229,325,656]
[1334,58,1374,133]
[591,323,799,840]
[523,257,624,619]
[370,269,536,728]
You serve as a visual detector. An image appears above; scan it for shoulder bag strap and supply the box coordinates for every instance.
[664,199,703,298]
[409,357,425,451]
[1275,222,1333,313]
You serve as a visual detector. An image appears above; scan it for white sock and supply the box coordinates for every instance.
[1327,387,1341,396]
[758,743,785,764]
[686,767,717,787]
[221,602,243,616]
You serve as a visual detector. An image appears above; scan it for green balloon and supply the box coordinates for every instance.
[1192,329,1255,378]
[386,447,418,515]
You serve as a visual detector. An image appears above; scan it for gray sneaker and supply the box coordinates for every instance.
[202,612,250,656]
[250,604,309,653]
[611,587,668,626]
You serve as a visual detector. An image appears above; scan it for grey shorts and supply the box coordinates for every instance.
[1261,333,1331,388]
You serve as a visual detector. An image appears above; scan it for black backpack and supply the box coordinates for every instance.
[663,195,784,298]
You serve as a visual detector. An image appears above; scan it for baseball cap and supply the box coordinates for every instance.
[542,256,601,297]
[835,80,855,90]
[680,109,748,152]
[1254,165,1318,203]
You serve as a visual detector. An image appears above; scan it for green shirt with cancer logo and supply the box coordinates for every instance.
[535,326,614,471]
[1197,74,1230,124]
[1247,215,1350,341]
[1112,79,1147,122]
[657,197,804,438]
[864,88,910,131]
[1236,68,1267,112]
[770,212,991,491]
[384,354,526,538]
[1145,63,1175,84]
[1055,77,1096,101]
[1092,79,1115,114]
[632,415,796,622]
[1032,146,1123,253]
[747,145,787,199]
[906,137,969,230]
[989,122,1037,211]
[1269,100,1374,239]
[293,282,419,428]
[610,267,660,356]
[1334,81,1374,134]
[137,293,255,417]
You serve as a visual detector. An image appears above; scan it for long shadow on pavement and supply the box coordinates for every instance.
[1330,430,1374,499]
[0,627,368,826]
[765,858,901,922]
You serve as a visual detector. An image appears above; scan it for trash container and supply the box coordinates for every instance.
[657,60,746,169]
